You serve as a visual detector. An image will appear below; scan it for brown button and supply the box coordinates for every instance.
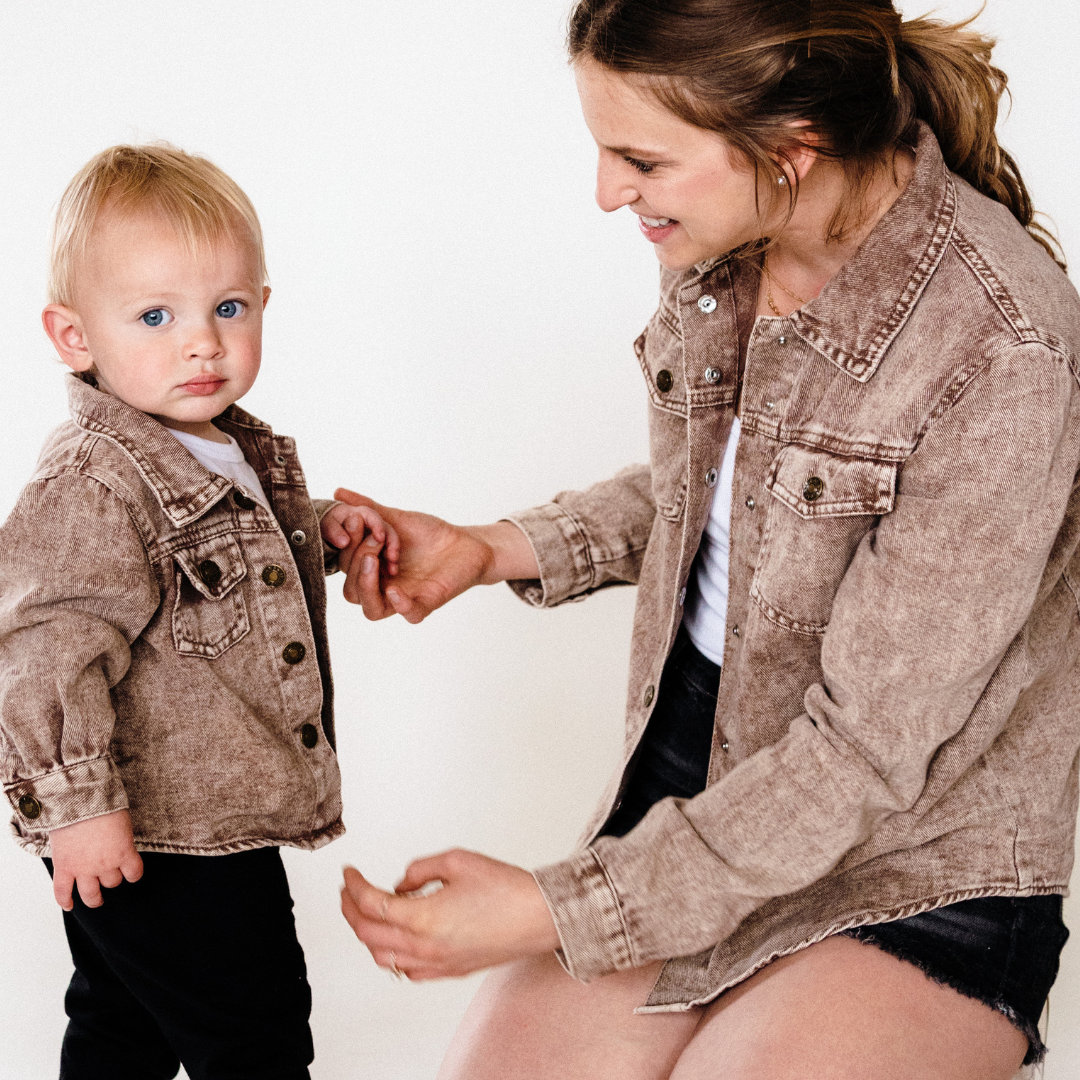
[300,723,319,749]
[282,642,306,665]
[262,565,286,588]
[18,794,41,820]
[233,492,257,511]
[656,369,673,393]
[643,684,655,708]
[803,476,825,502]
[198,560,222,587]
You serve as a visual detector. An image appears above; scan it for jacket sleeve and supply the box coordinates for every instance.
[0,473,160,834]
[311,498,343,575]
[504,464,656,608]
[533,343,1080,980]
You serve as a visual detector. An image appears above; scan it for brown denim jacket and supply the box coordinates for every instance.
[514,124,1080,1008]
[0,376,342,857]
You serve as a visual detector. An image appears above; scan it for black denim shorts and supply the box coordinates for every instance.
[599,627,1069,1064]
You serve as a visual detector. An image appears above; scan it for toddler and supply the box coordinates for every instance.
[0,145,393,1079]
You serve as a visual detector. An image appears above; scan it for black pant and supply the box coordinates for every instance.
[44,847,313,1080]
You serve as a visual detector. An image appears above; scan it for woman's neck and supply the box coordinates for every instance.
[757,150,916,318]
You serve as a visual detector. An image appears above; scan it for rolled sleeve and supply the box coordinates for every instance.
[505,464,656,608]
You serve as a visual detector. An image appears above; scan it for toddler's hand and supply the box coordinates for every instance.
[49,809,143,910]
[320,502,400,578]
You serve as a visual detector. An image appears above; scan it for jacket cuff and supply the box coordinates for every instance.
[312,499,342,575]
[5,757,128,833]
[503,504,594,608]
[532,847,634,982]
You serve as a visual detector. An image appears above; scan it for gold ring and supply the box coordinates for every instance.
[380,897,389,922]
[389,950,404,980]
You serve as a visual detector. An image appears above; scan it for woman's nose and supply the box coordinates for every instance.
[594,156,641,214]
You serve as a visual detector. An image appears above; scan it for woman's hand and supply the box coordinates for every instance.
[332,488,539,623]
[340,849,561,980]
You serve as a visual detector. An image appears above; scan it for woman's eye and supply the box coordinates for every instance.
[625,157,655,175]
[215,300,245,319]
[140,309,171,327]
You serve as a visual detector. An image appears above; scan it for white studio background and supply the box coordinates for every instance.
[0,2,1075,1078]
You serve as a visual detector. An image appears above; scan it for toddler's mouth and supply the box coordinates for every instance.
[180,376,226,396]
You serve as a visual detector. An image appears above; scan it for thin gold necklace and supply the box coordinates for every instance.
[763,252,809,317]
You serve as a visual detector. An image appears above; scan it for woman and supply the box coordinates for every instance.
[337,2,1077,1076]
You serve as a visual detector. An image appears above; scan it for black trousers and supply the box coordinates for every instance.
[44,847,313,1080]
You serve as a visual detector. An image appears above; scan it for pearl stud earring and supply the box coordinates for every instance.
[778,175,788,186]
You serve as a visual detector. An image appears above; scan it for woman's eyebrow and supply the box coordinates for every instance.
[603,143,668,159]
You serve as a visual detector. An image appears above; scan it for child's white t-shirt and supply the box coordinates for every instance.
[168,428,271,509]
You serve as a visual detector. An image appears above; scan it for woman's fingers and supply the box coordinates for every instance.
[396,851,457,894]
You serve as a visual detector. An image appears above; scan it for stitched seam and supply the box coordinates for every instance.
[1061,566,1080,619]
[749,582,828,636]
[4,755,118,789]
[590,848,637,968]
[951,229,1030,338]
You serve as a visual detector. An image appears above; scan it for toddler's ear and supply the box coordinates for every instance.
[42,305,93,372]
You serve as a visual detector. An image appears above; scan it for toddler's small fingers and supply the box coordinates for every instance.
[122,851,144,883]
[77,875,104,909]
[53,869,75,911]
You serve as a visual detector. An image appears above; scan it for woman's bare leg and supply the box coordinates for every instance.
[672,935,1028,1080]
[437,954,700,1080]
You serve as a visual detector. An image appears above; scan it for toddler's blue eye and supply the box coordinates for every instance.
[216,300,245,319]
[141,309,171,327]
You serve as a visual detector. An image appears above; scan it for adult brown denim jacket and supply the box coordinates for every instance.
[0,376,342,857]
[513,125,1080,1009]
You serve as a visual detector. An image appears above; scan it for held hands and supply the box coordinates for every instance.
[340,850,561,980]
[330,488,539,623]
[320,501,400,580]
[49,809,143,910]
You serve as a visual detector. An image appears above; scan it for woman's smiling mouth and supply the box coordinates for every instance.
[637,214,679,243]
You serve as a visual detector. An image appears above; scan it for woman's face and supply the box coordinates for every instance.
[574,59,768,271]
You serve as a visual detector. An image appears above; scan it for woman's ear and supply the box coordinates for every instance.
[776,121,821,186]
[42,305,93,371]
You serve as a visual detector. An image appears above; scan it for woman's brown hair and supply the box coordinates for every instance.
[569,0,1065,270]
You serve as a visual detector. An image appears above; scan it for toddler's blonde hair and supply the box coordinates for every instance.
[49,143,267,306]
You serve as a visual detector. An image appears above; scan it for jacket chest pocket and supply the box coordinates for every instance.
[636,317,689,523]
[171,535,250,658]
[750,445,897,635]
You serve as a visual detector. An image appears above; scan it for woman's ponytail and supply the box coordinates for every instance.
[569,1,1066,271]
[897,14,1065,270]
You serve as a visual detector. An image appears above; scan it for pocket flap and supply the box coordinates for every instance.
[767,445,896,519]
[173,535,247,600]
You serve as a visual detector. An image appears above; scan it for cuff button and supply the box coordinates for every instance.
[301,724,319,749]
[18,795,41,820]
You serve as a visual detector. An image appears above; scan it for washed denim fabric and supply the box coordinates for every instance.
[510,123,1080,1008]
[46,848,313,1080]
[0,376,342,856]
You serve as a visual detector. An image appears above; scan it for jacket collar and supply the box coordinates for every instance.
[696,122,957,384]
[67,374,268,527]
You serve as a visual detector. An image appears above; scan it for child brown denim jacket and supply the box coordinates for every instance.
[0,377,343,857]
[514,124,1080,1009]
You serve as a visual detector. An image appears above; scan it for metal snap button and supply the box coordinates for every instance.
[778,335,787,345]
[282,642,306,665]
[678,586,687,606]
[803,476,825,502]
[656,369,674,393]
[290,530,307,547]
[300,723,319,749]
[745,496,756,510]
[18,794,41,820]
[697,295,717,314]
[233,492,256,511]
[705,468,719,488]
[721,741,730,753]
[732,625,740,637]
[262,565,286,588]
[704,367,722,385]
[643,684,655,707]
[274,454,286,465]
[765,401,776,411]
[198,560,222,587]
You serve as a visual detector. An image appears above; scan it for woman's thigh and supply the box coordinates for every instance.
[672,935,1028,1080]
[436,953,700,1080]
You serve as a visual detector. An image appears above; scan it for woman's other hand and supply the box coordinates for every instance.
[340,850,560,979]
[332,488,539,623]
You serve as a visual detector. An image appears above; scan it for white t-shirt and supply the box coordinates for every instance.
[683,415,741,667]
[168,428,271,509]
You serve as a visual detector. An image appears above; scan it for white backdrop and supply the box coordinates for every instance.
[0,2,1075,1078]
